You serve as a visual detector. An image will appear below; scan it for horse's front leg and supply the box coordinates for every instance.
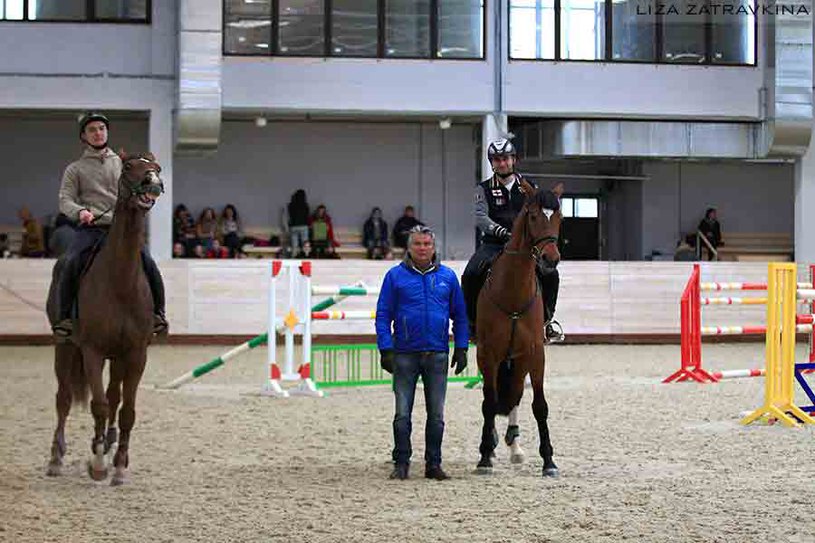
[82,346,109,481]
[105,359,125,456]
[477,370,499,473]
[505,406,525,464]
[531,378,558,477]
[111,348,147,486]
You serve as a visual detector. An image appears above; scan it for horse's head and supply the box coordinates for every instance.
[117,151,164,211]
[513,179,562,266]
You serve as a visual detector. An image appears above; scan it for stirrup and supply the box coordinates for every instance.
[153,313,169,336]
[544,319,565,344]
[52,319,74,343]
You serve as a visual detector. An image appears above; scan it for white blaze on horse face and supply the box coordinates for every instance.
[542,208,554,221]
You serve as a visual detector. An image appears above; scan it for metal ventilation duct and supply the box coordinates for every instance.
[530,7,812,160]
[175,0,222,153]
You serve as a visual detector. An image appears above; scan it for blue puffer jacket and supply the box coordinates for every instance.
[375,258,469,353]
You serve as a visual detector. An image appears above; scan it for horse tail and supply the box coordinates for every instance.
[495,358,518,416]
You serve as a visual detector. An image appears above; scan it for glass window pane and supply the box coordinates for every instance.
[31,0,86,20]
[712,7,755,64]
[560,0,605,60]
[437,0,483,58]
[385,0,430,57]
[509,0,555,60]
[662,0,705,63]
[561,198,574,218]
[279,0,325,56]
[225,0,272,55]
[332,0,377,56]
[95,0,148,19]
[575,198,598,218]
[3,0,25,20]
[611,0,655,61]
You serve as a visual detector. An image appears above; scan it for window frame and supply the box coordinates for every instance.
[508,0,757,67]
[223,0,487,60]
[0,0,151,23]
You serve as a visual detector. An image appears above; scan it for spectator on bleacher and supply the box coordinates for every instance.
[173,204,197,250]
[0,233,11,259]
[48,213,76,258]
[18,207,46,257]
[697,207,722,261]
[673,234,697,262]
[392,205,424,250]
[196,207,218,250]
[173,242,187,258]
[308,204,340,259]
[219,204,243,257]
[206,239,230,259]
[287,189,310,258]
[192,243,205,258]
[363,207,393,260]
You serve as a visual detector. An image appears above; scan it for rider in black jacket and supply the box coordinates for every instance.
[461,139,564,343]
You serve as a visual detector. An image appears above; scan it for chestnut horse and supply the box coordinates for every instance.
[45,152,164,485]
[475,179,562,477]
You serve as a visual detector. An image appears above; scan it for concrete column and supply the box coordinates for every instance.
[795,144,815,263]
[148,107,173,260]
[481,113,508,182]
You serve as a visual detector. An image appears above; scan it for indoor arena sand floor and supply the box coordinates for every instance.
[1,343,814,543]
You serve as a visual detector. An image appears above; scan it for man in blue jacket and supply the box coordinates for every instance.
[375,225,469,481]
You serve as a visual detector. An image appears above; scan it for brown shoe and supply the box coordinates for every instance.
[424,465,449,480]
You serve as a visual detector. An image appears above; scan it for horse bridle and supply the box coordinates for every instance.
[90,157,163,224]
[502,206,559,262]
[121,157,164,199]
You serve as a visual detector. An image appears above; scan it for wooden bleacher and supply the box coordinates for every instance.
[241,226,404,260]
[0,225,24,256]
[715,232,794,262]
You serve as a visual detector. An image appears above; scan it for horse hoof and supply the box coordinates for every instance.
[510,452,525,464]
[542,467,560,478]
[87,461,108,481]
[475,458,493,474]
[46,462,62,477]
[110,468,129,486]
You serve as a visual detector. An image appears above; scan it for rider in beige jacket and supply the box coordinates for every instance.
[52,112,167,339]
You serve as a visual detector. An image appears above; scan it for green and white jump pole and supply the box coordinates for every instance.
[161,260,375,395]
[162,333,269,390]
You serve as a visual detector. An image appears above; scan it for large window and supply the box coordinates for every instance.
[224,0,485,58]
[0,0,149,21]
[510,0,756,65]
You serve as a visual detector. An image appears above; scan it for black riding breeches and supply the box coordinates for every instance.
[57,227,166,320]
[462,243,504,327]
[462,242,560,327]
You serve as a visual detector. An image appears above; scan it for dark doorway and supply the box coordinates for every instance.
[560,196,600,260]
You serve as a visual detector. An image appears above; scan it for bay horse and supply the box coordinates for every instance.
[45,152,164,485]
[475,179,562,477]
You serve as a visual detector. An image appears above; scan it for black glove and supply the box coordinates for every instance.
[451,348,468,375]
[380,349,395,374]
[494,225,511,242]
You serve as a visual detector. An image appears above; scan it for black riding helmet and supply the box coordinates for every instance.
[488,139,517,178]
[487,138,516,159]
[78,111,110,137]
